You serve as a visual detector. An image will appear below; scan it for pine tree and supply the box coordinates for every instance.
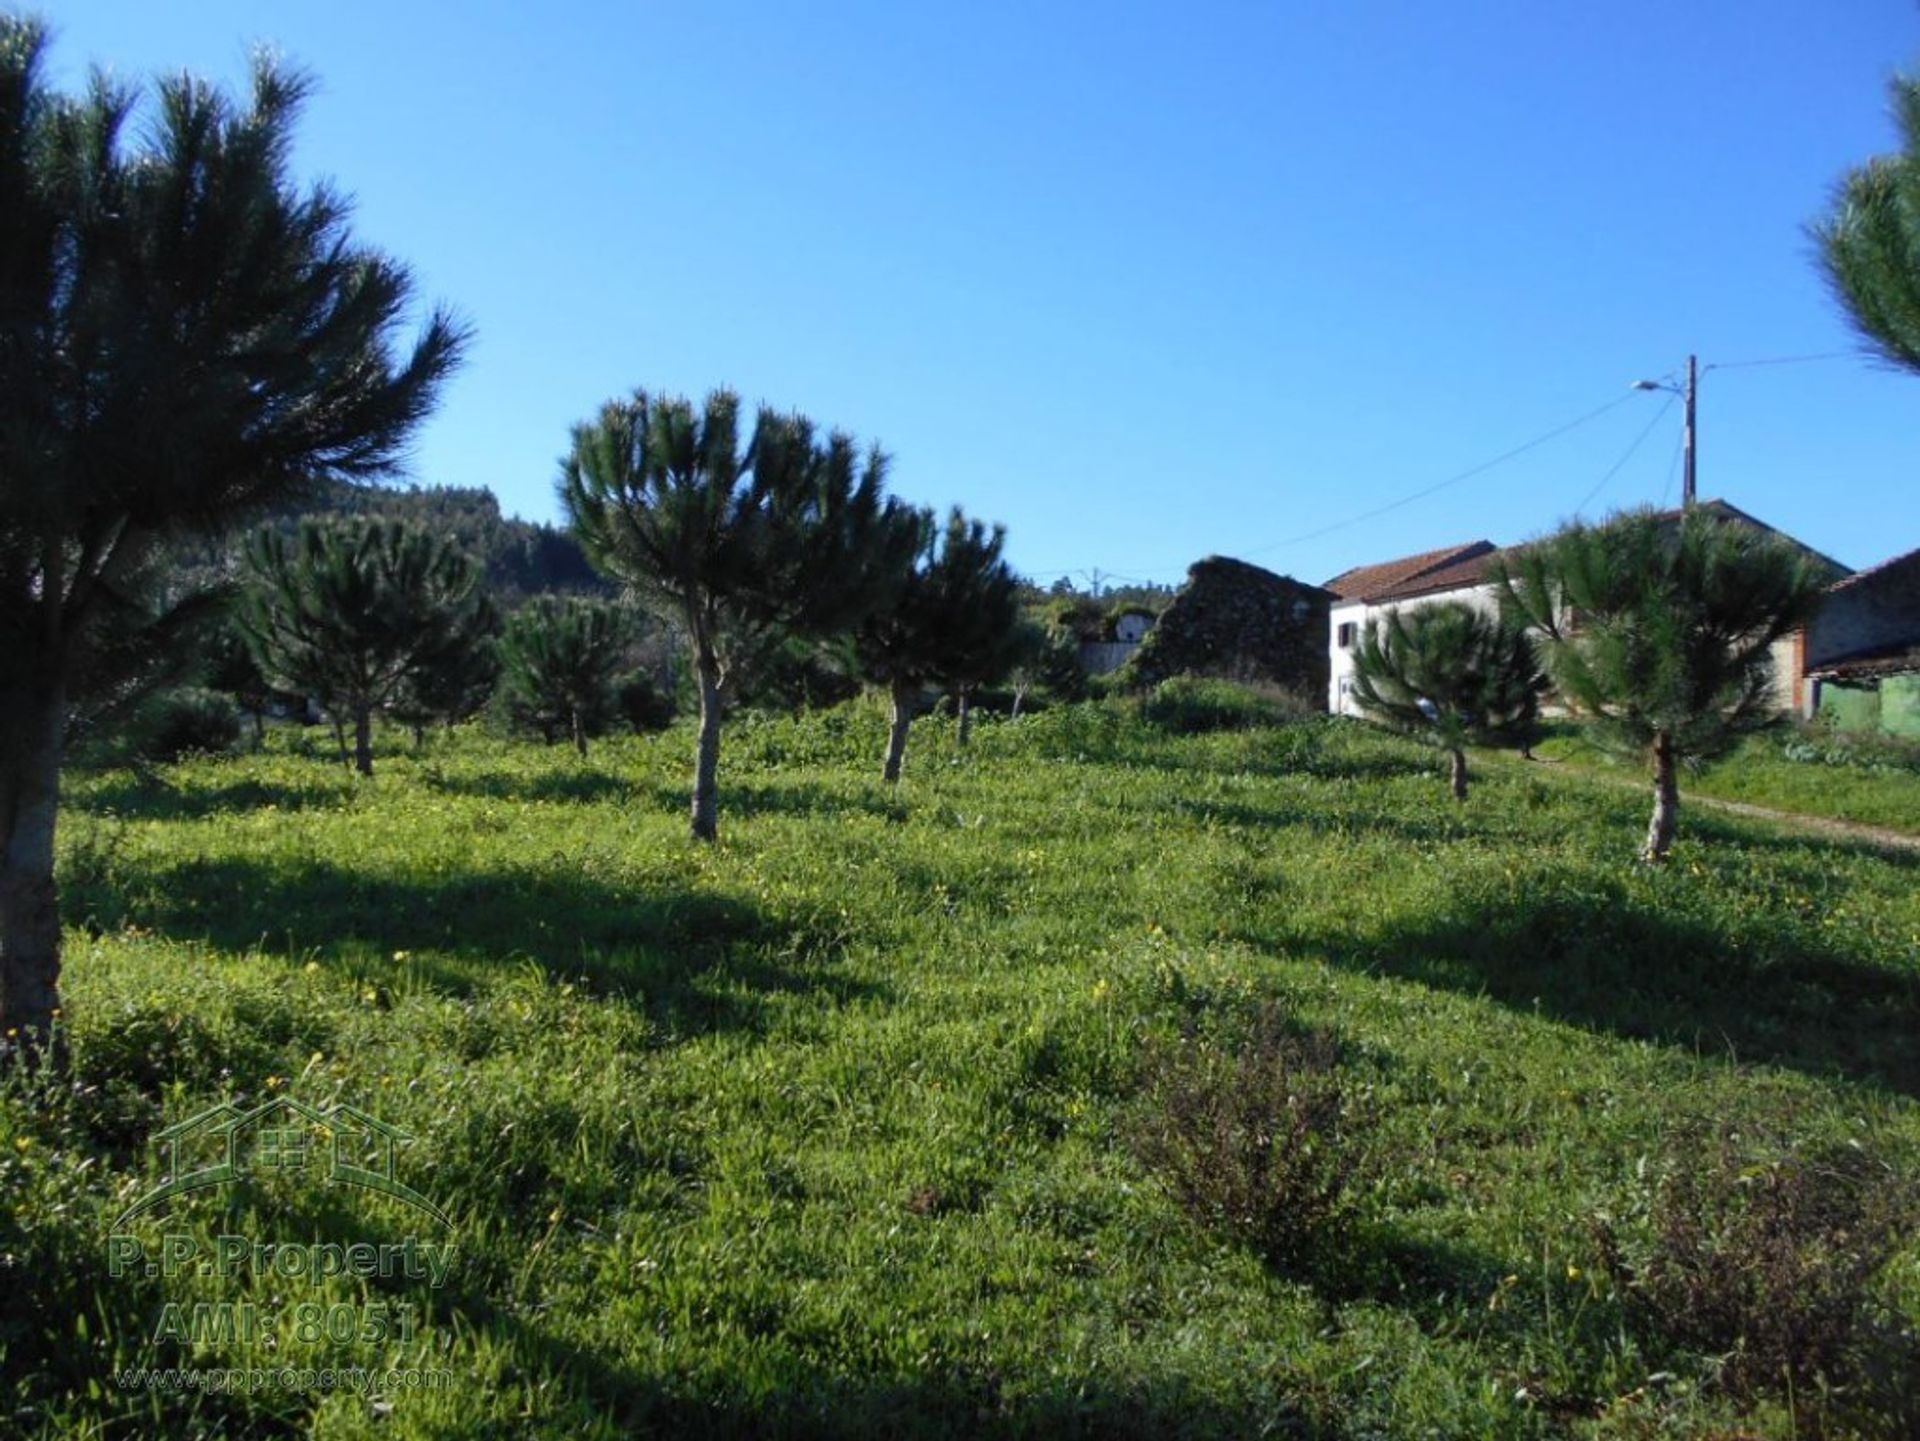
[855,508,1022,779]
[239,519,488,777]
[929,515,1025,748]
[1348,601,1541,801]
[390,600,501,745]
[1494,508,1824,861]
[498,597,629,757]
[1815,74,1920,376]
[561,389,919,839]
[0,23,462,1046]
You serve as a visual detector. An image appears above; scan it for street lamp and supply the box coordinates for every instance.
[1630,354,1698,507]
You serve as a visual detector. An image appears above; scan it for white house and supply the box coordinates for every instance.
[1112,608,1155,645]
[1321,501,1860,718]
[1322,540,1503,715]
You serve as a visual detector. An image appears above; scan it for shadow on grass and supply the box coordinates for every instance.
[77,854,881,1037]
[1683,807,1920,869]
[1176,797,1507,849]
[728,778,911,824]
[418,767,910,826]
[1285,883,1920,1097]
[70,773,356,822]
[420,767,639,806]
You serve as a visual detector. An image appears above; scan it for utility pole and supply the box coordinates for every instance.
[1682,353,1697,507]
[1633,355,1701,506]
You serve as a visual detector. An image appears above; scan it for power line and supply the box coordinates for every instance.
[1236,388,1640,557]
[1706,350,1855,371]
[1021,387,1644,583]
[1573,392,1676,516]
[1657,417,1686,508]
[1023,354,1846,584]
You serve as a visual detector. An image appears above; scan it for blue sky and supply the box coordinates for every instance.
[39,1,1920,589]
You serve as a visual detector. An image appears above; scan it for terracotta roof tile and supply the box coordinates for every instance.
[1323,540,1497,603]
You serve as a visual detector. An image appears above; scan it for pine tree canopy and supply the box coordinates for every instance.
[855,508,1022,693]
[238,517,489,727]
[1816,73,1920,377]
[1493,508,1824,766]
[498,595,630,745]
[0,17,465,702]
[1348,601,1541,752]
[559,388,920,690]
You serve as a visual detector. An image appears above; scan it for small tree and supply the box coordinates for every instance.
[1494,508,1825,861]
[855,508,1022,778]
[498,596,628,757]
[205,620,279,749]
[0,24,462,1044]
[930,516,1024,748]
[561,389,918,840]
[1013,621,1088,714]
[390,600,500,745]
[1815,73,1920,376]
[1348,601,1541,800]
[239,519,488,776]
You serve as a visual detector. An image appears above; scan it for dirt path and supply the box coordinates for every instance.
[1487,753,1920,854]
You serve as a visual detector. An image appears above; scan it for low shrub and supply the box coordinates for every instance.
[1128,1005,1375,1273]
[1779,721,1920,775]
[1594,1121,1915,1404]
[1137,675,1317,734]
[146,690,244,760]
[616,669,676,732]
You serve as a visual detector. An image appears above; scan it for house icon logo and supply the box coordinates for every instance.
[114,1096,450,1229]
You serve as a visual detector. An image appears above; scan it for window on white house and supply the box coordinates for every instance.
[1336,622,1356,648]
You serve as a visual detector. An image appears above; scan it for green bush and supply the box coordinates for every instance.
[1138,676,1308,733]
[616,669,677,732]
[116,688,244,764]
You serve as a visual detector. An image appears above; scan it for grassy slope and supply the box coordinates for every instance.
[1531,727,1920,836]
[4,704,1919,1438]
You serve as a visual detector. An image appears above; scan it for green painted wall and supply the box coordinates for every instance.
[1818,682,1881,733]
[1818,676,1920,737]
[1885,675,1920,739]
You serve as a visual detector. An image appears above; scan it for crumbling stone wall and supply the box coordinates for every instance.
[1125,556,1331,699]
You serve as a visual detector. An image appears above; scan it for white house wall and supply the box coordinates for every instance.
[1332,583,1815,719]
[1328,584,1503,715]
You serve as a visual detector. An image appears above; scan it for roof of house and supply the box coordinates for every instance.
[1323,499,1852,610]
[1679,499,1851,578]
[1808,641,1920,681]
[1323,540,1498,603]
[1825,542,1918,596]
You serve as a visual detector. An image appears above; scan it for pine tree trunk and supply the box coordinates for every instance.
[1643,731,1679,863]
[1011,683,1027,721]
[883,683,915,783]
[691,653,723,843]
[572,708,588,759]
[250,709,265,750]
[956,687,974,747]
[411,722,425,750]
[331,714,350,767]
[1,683,66,1059]
[1448,746,1468,801]
[353,705,374,778]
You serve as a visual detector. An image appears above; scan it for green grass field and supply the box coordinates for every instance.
[1531,724,1920,836]
[5,700,1919,1438]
